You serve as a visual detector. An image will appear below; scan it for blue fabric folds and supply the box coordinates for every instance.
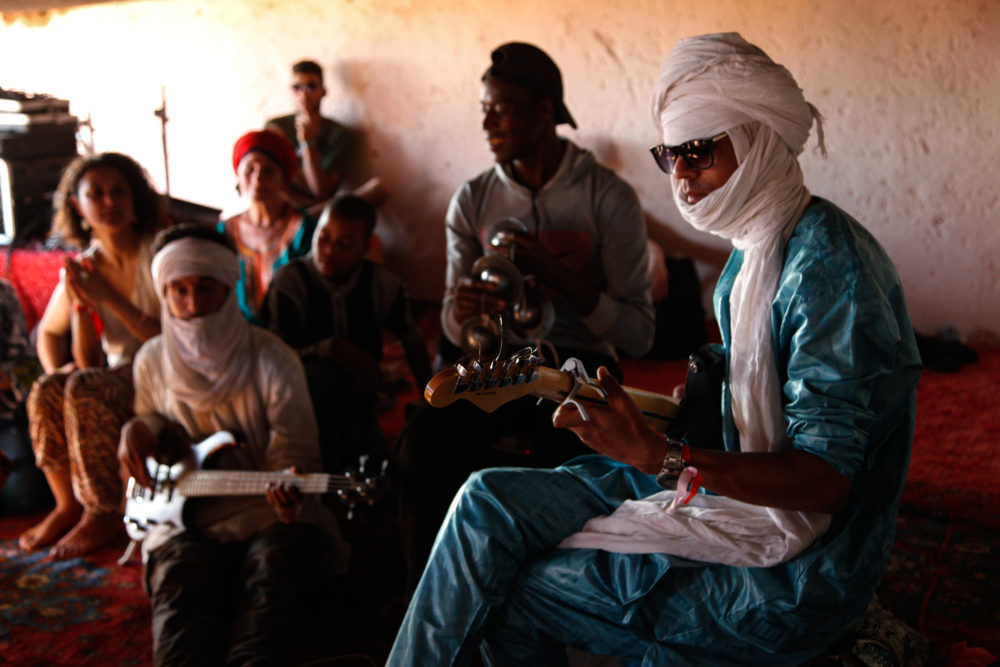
[388,199,921,666]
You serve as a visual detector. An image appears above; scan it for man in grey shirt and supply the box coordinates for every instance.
[398,41,654,595]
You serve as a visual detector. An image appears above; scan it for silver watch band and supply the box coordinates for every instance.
[655,436,686,489]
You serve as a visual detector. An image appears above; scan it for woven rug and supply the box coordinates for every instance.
[902,346,1000,528]
[0,515,149,666]
[879,503,1000,664]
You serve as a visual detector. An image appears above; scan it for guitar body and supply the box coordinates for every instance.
[123,431,384,542]
[123,431,238,542]
[124,476,188,543]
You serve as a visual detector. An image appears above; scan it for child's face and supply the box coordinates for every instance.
[312,214,370,281]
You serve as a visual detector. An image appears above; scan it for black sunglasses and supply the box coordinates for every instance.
[649,133,727,174]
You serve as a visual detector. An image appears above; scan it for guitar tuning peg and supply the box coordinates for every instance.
[510,347,536,369]
[510,346,532,365]
[527,355,542,373]
[456,355,482,384]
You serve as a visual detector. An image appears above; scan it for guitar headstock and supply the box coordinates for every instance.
[424,347,544,413]
[334,456,390,520]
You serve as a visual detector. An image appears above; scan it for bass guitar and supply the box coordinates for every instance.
[123,431,384,545]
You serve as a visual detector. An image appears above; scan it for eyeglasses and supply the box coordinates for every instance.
[649,133,727,174]
[480,101,520,118]
[292,83,319,93]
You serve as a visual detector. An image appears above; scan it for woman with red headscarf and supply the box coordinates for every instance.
[218,130,318,324]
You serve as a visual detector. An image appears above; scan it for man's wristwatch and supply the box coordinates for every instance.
[656,436,689,489]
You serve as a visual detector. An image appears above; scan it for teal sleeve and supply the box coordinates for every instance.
[775,207,920,480]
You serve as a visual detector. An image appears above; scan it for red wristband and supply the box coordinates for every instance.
[666,466,702,513]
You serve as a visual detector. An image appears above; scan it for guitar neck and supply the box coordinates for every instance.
[531,367,680,431]
[424,361,681,432]
[174,471,346,498]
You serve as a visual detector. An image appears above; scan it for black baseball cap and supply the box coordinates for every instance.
[483,42,577,129]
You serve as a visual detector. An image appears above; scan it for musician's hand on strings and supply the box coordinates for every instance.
[452,278,508,322]
[156,422,192,467]
[552,366,667,474]
[266,467,304,524]
[118,418,159,487]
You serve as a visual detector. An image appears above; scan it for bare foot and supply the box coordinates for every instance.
[18,506,83,551]
[48,512,124,560]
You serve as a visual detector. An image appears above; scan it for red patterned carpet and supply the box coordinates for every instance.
[881,346,1000,664]
[902,348,1000,529]
[0,516,150,666]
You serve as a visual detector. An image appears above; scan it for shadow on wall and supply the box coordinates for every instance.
[585,135,628,176]
[645,210,730,324]
[645,212,729,270]
[589,135,731,313]
[331,59,452,301]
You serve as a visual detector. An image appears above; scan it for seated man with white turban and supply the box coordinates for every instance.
[118,224,348,666]
[386,33,922,666]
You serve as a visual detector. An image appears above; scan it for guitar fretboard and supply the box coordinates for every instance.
[172,471,362,498]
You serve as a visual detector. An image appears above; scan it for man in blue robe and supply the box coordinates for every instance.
[388,33,921,666]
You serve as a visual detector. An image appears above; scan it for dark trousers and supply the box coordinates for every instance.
[396,348,621,597]
[0,417,52,514]
[303,357,383,474]
[144,522,331,667]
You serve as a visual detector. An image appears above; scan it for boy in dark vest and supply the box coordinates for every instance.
[263,195,431,473]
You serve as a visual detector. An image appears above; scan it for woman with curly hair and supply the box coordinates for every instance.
[18,152,168,558]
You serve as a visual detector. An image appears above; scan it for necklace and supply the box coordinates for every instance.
[234,207,296,256]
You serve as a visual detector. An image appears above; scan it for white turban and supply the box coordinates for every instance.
[578,32,832,565]
[651,32,824,156]
[152,236,252,408]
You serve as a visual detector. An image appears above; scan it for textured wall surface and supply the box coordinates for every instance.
[2,0,998,339]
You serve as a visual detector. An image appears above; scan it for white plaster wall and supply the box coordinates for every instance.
[2,0,998,339]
